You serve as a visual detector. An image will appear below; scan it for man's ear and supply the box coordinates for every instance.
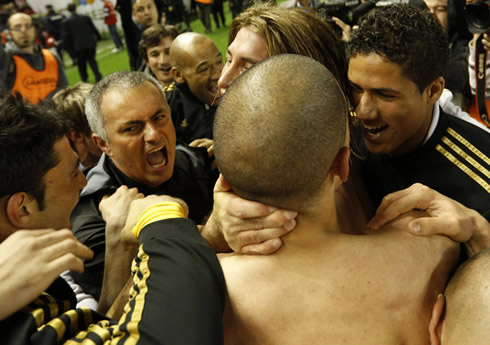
[330,147,351,183]
[171,66,186,83]
[92,133,112,157]
[429,294,445,345]
[6,192,37,228]
[426,76,445,105]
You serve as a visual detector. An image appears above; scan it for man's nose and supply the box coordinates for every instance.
[355,93,377,121]
[144,123,160,142]
[218,63,238,91]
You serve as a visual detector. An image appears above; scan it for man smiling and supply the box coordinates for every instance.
[71,71,217,300]
[166,32,223,143]
[138,24,179,88]
[347,5,490,221]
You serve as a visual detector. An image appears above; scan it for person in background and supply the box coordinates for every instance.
[194,0,212,33]
[62,3,102,82]
[44,4,66,64]
[138,23,179,88]
[424,0,472,108]
[103,0,124,52]
[0,12,68,103]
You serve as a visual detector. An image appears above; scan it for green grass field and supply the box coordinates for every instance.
[64,4,234,85]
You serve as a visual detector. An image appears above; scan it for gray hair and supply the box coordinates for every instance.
[85,71,164,141]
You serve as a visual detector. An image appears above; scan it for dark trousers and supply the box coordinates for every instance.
[107,24,123,49]
[211,0,225,28]
[76,47,102,82]
[196,2,211,33]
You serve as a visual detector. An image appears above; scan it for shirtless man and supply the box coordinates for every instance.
[214,54,459,345]
[429,248,490,344]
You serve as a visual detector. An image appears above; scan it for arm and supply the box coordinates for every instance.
[367,183,490,257]
[0,229,93,320]
[96,186,143,314]
[110,196,225,345]
[200,175,297,254]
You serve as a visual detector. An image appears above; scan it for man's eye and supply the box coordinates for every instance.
[123,126,137,133]
[379,93,395,100]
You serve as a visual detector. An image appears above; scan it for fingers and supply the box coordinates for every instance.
[189,138,206,147]
[483,33,490,50]
[224,212,296,253]
[407,212,473,243]
[99,186,144,224]
[331,16,348,29]
[368,183,432,229]
[40,229,93,261]
[241,238,283,255]
[225,193,282,219]
[189,139,214,157]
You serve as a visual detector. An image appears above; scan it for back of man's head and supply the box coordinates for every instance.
[228,4,348,94]
[347,4,449,93]
[0,91,68,209]
[214,55,347,211]
[439,248,490,344]
[85,71,164,141]
[67,3,76,13]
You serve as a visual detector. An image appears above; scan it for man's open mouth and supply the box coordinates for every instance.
[363,124,388,136]
[209,85,221,96]
[146,146,168,168]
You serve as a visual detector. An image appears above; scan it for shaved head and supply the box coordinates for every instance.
[170,32,216,70]
[214,54,348,211]
[169,32,223,106]
[441,248,490,344]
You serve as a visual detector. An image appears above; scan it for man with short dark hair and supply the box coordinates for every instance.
[138,23,179,87]
[0,12,68,103]
[166,32,223,143]
[347,5,490,223]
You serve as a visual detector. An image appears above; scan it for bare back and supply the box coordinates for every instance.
[220,211,459,345]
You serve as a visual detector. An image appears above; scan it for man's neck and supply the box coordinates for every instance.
[21,45,35,54]
[279,198,340,251]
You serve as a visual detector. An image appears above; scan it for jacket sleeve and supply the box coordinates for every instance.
[70,195,107,300]
[113,218,225,345]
